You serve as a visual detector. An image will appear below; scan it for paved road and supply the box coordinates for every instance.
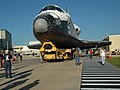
[81,56,120,90]
[0,56,82,90]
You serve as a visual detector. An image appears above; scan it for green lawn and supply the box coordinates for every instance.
[106,56,120,69]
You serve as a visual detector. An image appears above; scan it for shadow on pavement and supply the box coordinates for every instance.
[13,65,28,71]
[19,79,40,90]
[0,72,16,78]
[1,79,29,90]
[12,69,33,78]
[98,61,103,65]
[0,66,28,79]
[0,69,33,89]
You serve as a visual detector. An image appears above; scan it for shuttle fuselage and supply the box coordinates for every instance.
[33,4,111,49]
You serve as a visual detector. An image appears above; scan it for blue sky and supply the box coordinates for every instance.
[0,0,120,45]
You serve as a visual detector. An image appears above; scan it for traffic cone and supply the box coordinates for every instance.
[110,54,112,59]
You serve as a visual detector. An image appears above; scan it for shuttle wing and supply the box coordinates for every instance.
[79,40,111,49]
[53,34,112,49]
[28,33,111,49]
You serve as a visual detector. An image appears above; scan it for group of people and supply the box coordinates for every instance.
[13,52,22,61]
[73,47,106,66]
[0,47,106,78]
[89,48,106,65]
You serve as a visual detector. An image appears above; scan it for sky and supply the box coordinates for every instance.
[0,0,120,46]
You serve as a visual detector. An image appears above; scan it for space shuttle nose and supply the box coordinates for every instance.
[34,19,48,33]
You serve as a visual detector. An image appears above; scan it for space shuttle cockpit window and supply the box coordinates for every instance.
[55,7,64,12]
[40,5,64,13]
[40,6,54,12]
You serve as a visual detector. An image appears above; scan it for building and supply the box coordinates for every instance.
[0,29,12,50]
[103,34,120,52]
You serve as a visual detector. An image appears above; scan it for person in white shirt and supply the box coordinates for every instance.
[100,48,105,65]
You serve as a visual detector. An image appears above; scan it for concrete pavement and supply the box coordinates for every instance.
[0,57,83,90]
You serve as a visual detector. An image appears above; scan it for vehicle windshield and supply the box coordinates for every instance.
[44,44,52,49]
[40,5,64,13]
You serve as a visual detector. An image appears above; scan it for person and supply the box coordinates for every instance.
[3,50,12,78]
[13,54,17,61]
[89,49,93,59]
[16,52,19,61]
[73,48,81,66]
[0,52,3,68]
[39,53,43,63]
[100,48,105,65]
[20,53,22,61]
[32,52,34,56]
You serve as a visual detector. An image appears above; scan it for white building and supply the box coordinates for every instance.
[103,34,120,52]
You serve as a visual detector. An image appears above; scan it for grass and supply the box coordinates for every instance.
[106,56,120,69]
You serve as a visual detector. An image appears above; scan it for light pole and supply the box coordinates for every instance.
[7,41,8,50]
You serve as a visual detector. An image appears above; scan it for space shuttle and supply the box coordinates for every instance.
[30,4,111,49]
